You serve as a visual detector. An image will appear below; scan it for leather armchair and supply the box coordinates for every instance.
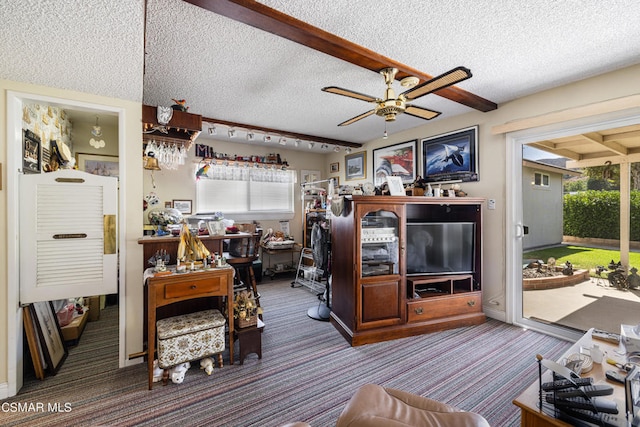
[336,384,490,427]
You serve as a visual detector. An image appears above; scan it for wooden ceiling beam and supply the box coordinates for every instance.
[581,132,628,156]
[528,141,581,160]
[604,130,640,141]
[184,0,497,112]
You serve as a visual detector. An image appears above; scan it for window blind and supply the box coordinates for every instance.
[196,165,295,220]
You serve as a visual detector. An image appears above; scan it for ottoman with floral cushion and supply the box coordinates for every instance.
[156,309,226,382]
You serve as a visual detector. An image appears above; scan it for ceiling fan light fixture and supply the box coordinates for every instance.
[92,115,102,137]
[324,65,471,126]
[400,76,420,88]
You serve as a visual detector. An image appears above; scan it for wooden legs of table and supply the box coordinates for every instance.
[247,266,262,318]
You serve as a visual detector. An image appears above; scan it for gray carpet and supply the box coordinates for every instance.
[3,278,571,426]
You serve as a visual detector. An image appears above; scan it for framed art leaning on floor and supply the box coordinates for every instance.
[31,301,68,374]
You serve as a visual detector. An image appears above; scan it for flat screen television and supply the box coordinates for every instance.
[406,222,475,276]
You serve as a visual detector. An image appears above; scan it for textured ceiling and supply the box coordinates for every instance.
[1,0,639,153]
[0,0,144,102]
[143,0,640,149]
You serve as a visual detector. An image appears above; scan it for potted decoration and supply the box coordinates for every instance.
[233,290,261,328]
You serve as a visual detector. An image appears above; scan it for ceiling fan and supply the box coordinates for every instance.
[322,66,472,126]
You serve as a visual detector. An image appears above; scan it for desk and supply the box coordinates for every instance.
[145,267,234,390]
[513,329,627,426]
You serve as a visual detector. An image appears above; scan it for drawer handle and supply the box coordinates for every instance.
[467,300,475,306]
[190,285,197,289]
[414,307,423,315]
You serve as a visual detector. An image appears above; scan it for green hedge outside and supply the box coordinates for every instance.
[563,190,640,240]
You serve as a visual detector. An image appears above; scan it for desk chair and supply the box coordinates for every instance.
[225,230,263,314]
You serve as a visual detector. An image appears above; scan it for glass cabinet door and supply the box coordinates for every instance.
[360,210,399,277]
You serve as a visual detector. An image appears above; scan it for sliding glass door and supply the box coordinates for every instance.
[507,112,640,341]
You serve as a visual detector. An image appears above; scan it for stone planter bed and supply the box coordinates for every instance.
[522,268,591,290]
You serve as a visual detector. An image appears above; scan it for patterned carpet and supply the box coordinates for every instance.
[2,278,571,426]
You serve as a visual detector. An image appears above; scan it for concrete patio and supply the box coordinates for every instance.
[524,276,640,334]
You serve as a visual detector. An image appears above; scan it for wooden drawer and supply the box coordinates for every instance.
[407,292,481,323]
[164,277,224,299]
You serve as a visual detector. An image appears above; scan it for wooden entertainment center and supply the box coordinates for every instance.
[330,195,485,346]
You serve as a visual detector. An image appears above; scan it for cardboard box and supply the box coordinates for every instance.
[61,310,88,345]
[621,324,640,353]
[87,296,100,321]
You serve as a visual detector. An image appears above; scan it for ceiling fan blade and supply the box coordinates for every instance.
[322,86,378,103]
[402,66,472,101]
[405,105,441,120]
[338,110,376,126]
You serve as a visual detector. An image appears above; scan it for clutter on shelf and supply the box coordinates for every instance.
[195,144,289,167]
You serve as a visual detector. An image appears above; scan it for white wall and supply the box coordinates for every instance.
[142,138,329,241]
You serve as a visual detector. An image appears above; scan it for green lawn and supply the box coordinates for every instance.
[523,245,640,275]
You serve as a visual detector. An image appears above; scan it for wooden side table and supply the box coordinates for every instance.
[512,328,626,426]
[145,267,234,390]
[236,325,263,365]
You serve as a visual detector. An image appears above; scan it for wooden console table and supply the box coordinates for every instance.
[513,329,626,426]
[144,267,234,390]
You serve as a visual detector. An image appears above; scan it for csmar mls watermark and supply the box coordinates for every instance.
[1,402,72,413]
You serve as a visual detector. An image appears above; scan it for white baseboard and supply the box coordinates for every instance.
[0,381,9,399]
[123,357,142,368]
[483,306,507,323]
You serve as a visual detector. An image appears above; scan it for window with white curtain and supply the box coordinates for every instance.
[195,163,296,220]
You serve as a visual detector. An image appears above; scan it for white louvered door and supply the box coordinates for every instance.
[19,169,118,304]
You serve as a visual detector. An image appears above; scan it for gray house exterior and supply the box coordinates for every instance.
[522,160,582,250]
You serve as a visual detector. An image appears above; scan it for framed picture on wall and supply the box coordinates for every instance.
[76,153,119,178]
[23,129,41,174]
[345,151,366,181]
[301,169,321,185]
[330,162,339,173]
[173,199,192,214]
[372,140,417,187]
[422,126,479,183]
